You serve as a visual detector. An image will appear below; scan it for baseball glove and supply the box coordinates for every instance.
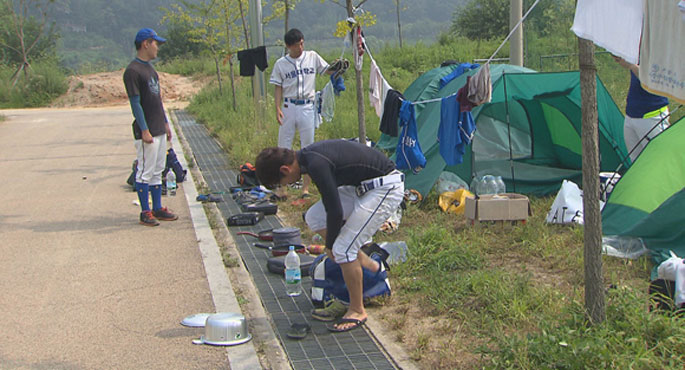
[328,58,350,80]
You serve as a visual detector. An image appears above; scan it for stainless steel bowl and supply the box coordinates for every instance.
[193,312,252,346]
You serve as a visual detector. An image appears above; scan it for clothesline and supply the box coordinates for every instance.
[350,0,541,107]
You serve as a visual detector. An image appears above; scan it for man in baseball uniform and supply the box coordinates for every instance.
[269,28,333,198]
[123,28,178,226]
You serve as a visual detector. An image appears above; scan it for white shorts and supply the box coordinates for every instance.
[135,134,167,186]
[278,102,316,149]
[624,114,668,162]
[305,179,405,264]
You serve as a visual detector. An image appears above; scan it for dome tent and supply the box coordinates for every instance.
[376,64,629,197]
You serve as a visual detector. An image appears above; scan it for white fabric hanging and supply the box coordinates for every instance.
[571,0,643,65]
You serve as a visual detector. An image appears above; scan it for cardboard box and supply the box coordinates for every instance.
[464,193,530,224]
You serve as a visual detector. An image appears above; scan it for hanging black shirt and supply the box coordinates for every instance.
[379,89,404,137]
[237,46,268,76]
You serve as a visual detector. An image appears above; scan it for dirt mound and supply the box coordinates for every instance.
[51,69,203,108]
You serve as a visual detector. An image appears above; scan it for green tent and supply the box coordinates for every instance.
[377,64,629,196]
[602,117,685,273]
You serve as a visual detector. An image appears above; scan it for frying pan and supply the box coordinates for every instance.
[237,228,273,241]
[253,243,306,257]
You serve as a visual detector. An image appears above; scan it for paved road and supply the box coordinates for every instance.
[0,107,228,369]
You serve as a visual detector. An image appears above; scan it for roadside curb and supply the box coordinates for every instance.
[170,110,290,370]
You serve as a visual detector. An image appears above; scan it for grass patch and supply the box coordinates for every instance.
[182,33,680,368]
[0,61,68,108]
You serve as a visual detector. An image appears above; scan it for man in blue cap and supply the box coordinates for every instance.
[123,28,178,226]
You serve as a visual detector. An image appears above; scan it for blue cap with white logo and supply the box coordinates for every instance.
[135,28,166,44]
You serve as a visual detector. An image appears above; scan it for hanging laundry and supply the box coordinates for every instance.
[438,96,475,166]
[395,100,426,174]
[237,46,268,77]
[319,81,335,122]
[354,27,365,71]
[369,59,393,118]
[468,63,492,106]
[439,63,479,89]
[457,76,476,113]
[638,1,685,103]
[379,89,404,137]
[571,0,642,65]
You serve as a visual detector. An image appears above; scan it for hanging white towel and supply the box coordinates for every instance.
[571,0,643,65]
[369,59,393,118]
[638,1,685,104]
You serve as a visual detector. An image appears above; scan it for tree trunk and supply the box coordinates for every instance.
[238,0,250,48]
[214,55,223,95]
[578,37,605,325]
[396,0,402,48]
[228,56,237,111]
[284,0,289,36]
[347,1,366,142]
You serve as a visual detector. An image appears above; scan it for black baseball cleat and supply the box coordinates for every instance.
[153,207,178,221]
[140,211,160,226]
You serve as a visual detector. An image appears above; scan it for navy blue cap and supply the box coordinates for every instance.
[135,28,166,44]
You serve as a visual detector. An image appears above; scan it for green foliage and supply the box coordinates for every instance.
[450,0,576,41]
[0,0,60,66]
[156,54,217,76]
[488,287,685,369]
[0,59,67,108]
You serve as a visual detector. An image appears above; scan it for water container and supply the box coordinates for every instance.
[166,171,177,196]
[494,176,506,194]
[284,246,302,296]
[480,175,498,195]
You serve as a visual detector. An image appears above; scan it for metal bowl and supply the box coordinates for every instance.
[193,312,252,346]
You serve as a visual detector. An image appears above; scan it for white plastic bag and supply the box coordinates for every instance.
[436,171,469,194]
[546,180,585,224]
[657,251,682,281]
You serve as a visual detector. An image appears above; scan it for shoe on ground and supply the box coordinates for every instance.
[311,298,347,322]
[153,207,178,221]
[140,210,160,226]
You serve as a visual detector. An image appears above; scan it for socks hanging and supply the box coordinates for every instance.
[136,182,150,211]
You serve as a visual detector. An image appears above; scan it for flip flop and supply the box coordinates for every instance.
[286,322,311,339]
[327,317,367,333]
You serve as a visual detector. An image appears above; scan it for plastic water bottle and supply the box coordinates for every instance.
[284,246,302,296]
[166,171,177,196]
[495,176,506,194]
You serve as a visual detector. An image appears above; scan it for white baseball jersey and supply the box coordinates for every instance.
[269,51,329,101]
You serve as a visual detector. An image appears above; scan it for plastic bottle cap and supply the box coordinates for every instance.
[289,245,294,251]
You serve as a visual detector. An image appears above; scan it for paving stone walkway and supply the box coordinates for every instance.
[175,110,397,370]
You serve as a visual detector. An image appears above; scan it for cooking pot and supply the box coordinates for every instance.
[192,312,252,346]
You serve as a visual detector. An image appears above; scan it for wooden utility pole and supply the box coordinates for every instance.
[578,37,605,324]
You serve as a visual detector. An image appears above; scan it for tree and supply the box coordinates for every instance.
[0,0,57,86]
[162,0,247,110]
[392,0,405,48]
[578,36,605,325]
[451,0,570,41]
[323,0,375,141]
[265,0,301,42]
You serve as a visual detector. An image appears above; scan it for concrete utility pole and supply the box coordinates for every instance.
[578,37,605,325]
[510,0,523,66]
[249,0,266,123]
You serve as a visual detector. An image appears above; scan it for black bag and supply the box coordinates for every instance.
[126,159,137,191]
[166,148,186,183]
[237,162,259,187]
[241,201,278,215]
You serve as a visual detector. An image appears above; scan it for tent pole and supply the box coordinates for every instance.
[502,72,517,192]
